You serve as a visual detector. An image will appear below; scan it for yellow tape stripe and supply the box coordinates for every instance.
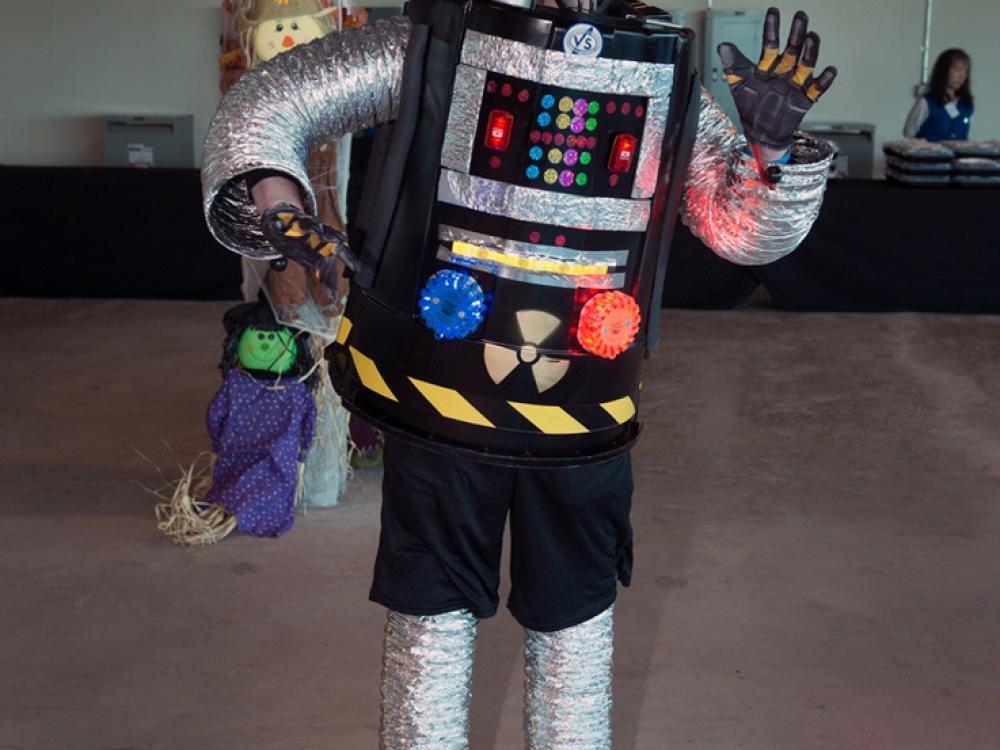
[774,51,798,75]
[725,73,743,85]
[792,64,814,87]
[508,402,588,435]
[335,316,352,345]
[806,83,824,102]
[349,346,397,402]
[600,396,636,425]
[452,241,608,276]
[758,46,779,71]
[409,377,495,428]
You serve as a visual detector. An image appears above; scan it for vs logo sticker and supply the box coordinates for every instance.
[563,23,603,58]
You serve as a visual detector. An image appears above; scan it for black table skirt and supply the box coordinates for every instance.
[3,165,997,313]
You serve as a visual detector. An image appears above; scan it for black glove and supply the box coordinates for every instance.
[718,7,838,152]
[261,204,359,290]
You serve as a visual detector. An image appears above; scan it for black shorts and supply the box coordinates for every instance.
[369,437,634,632]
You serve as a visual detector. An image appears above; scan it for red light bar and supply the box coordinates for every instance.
[485,110,514,152]
[608,134,637,173]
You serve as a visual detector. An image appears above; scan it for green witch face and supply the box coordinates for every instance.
[236,326,299,374]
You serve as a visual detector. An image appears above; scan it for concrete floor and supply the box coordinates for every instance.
[2,298,999,750]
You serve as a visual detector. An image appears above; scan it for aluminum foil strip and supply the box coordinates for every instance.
[680,88,834,266]
[438,170,651,232]
[461,31,672,97]
[441,65,488,174]
[202,16,412,259]
[456,31,673,199]
[439,225,629,265]
[524,605,614,750]
[437,245,624,289]
[632,94,670,200]
[380,609,477,750]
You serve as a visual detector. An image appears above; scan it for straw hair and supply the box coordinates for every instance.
[152,453,238,547]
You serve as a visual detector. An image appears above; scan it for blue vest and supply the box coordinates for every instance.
[916,94,973,141]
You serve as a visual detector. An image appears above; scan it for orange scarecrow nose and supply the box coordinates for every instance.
[282,35,294,48]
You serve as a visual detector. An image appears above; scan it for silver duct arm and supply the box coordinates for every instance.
[201,16,412,259]
[680,88,834,266]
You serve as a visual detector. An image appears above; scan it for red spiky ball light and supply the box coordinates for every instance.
[576,291,641,360]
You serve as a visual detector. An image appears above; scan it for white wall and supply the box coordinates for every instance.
[0,0,221,167]
[2,0,998,169]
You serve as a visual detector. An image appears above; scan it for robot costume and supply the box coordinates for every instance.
[202,1,835,746]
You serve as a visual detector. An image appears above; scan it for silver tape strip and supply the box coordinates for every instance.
[441,65,487,174]
[632,94,671,199]
[461,30,673,97]
[439,224,629,265]
[438,170,650,232]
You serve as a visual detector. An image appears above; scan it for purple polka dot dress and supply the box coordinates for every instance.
[205,369,317,538]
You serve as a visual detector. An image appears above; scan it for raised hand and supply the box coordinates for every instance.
[718,7,837,153]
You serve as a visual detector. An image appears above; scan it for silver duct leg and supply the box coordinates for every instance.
[523,605,615,750]
[379,609,478,750]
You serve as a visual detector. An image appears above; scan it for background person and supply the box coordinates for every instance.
[904,48,974,140]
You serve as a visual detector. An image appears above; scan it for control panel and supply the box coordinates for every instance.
[470,73,648,199]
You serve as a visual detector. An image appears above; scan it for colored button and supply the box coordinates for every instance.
[563,149,579,166]
[634,104,645,117]
[486,80,497,94]
[558,96,574,112]
[489,156,501,169]
[589,101,600,115]
[573,98,589,116]
[554,133,566,146]
[537,112,552,127]
[606,101,617,114]
[570,117,586,134]
[518,88,531,103]
[540,94,556,109]
[555,113,572,130]
[542,132,553,145]
[525,165,540,179]
[559,170,574,186]
[543,168,558,185]
[530,130,542,143]
[579,151,592,166]
[529,145,543,160]
[566,135,578,147]
[586,117,598,131]
[621,102,631,115]
[576,172,588,186]
[548,148,563,164]
[501,83,513,97]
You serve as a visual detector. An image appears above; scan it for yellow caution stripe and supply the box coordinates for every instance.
[600,396,636,425]
[409,377,495,428]
[335,316,352,345]
[349,346,397,402]
[340,342,638,436]
[507,402,588,435]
